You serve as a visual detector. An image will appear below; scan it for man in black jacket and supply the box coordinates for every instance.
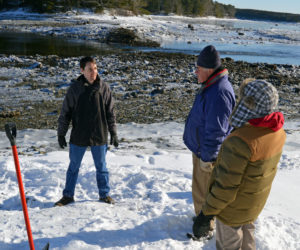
[54,56,118,206]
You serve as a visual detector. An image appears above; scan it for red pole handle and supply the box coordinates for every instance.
[12,146,35,250]
[5,123,35,250]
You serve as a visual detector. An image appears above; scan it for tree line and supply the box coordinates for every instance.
[0,0,236,17]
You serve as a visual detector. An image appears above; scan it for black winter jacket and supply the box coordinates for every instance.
[57,75,116,146]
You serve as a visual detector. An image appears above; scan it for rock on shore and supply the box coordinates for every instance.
[0,52,299,131]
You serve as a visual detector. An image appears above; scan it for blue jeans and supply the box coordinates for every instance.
[63,143,110,198]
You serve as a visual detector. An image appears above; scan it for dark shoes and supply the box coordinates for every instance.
[99,196,115,204]
[54,196,74,206]
[54,196,114,206]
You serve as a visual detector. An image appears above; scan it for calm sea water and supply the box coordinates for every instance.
[155,41,300,65]
[0,32,120,57]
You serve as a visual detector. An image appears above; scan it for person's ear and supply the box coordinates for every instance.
[208,68,214,75]
[244,96,256,110]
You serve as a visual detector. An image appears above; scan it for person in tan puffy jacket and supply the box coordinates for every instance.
[192,79,286,250]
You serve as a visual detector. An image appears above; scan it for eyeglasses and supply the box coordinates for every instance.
[195,63,201,72]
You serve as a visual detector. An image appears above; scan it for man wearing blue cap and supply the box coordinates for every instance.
[183,45,236,230]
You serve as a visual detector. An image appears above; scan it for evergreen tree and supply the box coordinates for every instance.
[145,0,161,13]
[182,0,193,15]
[192,0,205,16]
[224,4,235,17]
[215,2,224,17]
[129,0,147,13]
[173,0,183,15]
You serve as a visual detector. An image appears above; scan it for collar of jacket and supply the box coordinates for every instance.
[203,68,228,90]
[197,68,228,95]
[77,74,101,89]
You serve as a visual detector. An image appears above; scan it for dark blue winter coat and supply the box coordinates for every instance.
[183,69,235,162]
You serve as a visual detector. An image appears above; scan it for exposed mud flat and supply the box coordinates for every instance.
[0,52,299,130]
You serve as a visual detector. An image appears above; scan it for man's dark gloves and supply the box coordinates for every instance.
[110,133,119,148]
[58,135,67,149]
[193,211,215,238]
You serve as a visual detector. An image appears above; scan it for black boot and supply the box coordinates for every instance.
[54,196,74,206]
[99,196,115,204]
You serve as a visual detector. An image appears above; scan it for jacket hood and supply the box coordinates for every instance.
[249,112,284,131]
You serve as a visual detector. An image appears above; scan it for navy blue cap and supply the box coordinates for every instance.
[197,45,221,69]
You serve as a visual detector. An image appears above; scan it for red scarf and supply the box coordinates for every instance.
[249,112,284,131]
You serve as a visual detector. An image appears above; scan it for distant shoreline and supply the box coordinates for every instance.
[0,6,300,23]
[236,8,300,23]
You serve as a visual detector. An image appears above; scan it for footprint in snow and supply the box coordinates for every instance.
[148,156,155,165]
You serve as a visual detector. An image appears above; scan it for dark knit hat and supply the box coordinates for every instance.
[197,45,221,69]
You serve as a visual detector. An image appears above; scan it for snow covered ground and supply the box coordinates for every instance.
[0,121,299,250]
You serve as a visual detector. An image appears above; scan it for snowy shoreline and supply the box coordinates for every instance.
[1,10,300,65]
[1,10,300,45]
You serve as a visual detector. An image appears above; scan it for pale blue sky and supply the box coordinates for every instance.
[216,0,300,14]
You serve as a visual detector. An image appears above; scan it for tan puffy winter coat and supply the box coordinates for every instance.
[202,124,286,226]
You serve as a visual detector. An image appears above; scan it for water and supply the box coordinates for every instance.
[0,32,120,57]
[158,41,300,65]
